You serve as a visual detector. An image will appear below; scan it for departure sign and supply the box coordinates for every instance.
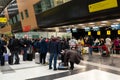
[118,30,120,35]
[0,17,7,23]
[89,0,118,13]
[107,30,111,35]
[88,31,91,35]
[97,31,101,35]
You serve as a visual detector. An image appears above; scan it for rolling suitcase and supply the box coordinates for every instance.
[1,55,5,66]
[58,62,68,70]
[4,54,9,61]
[35,52,40,64]
[27,54,33,61]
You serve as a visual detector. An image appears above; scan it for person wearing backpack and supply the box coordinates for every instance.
[8,36,20,64]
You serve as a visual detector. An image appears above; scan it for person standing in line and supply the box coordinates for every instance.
[48,37,58,70]
[0,37,7,66]
[113,37,120,54]
[87,36,94,56]
[22,37,30,61]
[39,38,48,64]
[69,37,78,49]
[8,36,20,64]
[105,36,112,53]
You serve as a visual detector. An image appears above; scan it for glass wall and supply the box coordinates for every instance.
[34,0,71,14]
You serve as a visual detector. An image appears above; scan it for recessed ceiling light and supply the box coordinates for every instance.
[101,24,106,26]
[89,23,95,24]
[78,24,84,26]
[101,21,108,23]
[113,22,119,25]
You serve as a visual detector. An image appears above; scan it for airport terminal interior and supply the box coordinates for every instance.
[0,0,120,80]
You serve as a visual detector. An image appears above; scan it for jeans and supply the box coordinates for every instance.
[49,53,58,69]
[0,53,2,64]
[23,48,28,61]
[11,51,20,64]
[40,53,47,64]
[89,47,93,55]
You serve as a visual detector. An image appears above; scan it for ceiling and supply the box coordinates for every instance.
[44,18,120,31]
[0,0,12,15]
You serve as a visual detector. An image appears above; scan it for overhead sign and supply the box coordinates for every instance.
[107,30,111,35]
[0,17,7,23]
[89,0,118,13]
[88,31,91,35]
[118,30,120,35]
[97,31,101,35]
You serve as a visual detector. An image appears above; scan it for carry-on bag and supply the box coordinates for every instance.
[58,62,68,70]
[27,54,33,61]
[35,52,40,64]
[4,53,9,61]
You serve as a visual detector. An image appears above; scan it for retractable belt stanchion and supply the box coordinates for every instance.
[109,48,115,66]
[87,46,100,61]
[109,48,120,66]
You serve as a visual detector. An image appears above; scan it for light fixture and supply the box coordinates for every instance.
[78,24,84,26]
[113,22,119,25]
[89,23,95,24]
[101,21,108,23]
[101,24,106,26]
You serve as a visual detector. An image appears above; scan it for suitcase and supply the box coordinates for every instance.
[8,56,13,65]
[4,54,9,61]
[101,51,110,57]
[27,54,33,61]
[1,55,5,66]
[35,52,40,64]
[58,62,68,70]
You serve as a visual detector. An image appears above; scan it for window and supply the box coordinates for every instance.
[21,12,24,20]
[34,2,42,14]
[25,9,29,18]
[41,0,52,11]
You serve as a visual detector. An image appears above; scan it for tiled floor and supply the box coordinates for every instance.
[54,69,120,80]
[0,54,120,80]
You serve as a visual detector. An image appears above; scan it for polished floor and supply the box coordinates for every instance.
[0,53,120,80]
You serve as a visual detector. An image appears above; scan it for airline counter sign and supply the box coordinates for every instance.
[89,0,118,13]
[88,31,91,35]
[97,31,101,35]
[0,17,7,23]
[107,30,111,35]
[118,30,120,35]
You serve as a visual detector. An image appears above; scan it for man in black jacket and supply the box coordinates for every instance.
[0,37,7,66]
[8,36,21,64]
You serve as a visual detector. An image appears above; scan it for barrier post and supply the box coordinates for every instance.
[109,48,115,66]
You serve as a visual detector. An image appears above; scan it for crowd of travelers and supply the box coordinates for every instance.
[0,34,120,70]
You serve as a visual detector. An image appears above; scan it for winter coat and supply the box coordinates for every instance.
[39,39,48,54]
[8,38,21,51]
[64,49,83,64]
[0,40,7,53]
[48,40,58,54]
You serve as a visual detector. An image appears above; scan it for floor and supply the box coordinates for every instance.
[0,53,120,80]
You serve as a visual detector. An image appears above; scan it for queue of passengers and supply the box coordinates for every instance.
[0,35,120,70]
